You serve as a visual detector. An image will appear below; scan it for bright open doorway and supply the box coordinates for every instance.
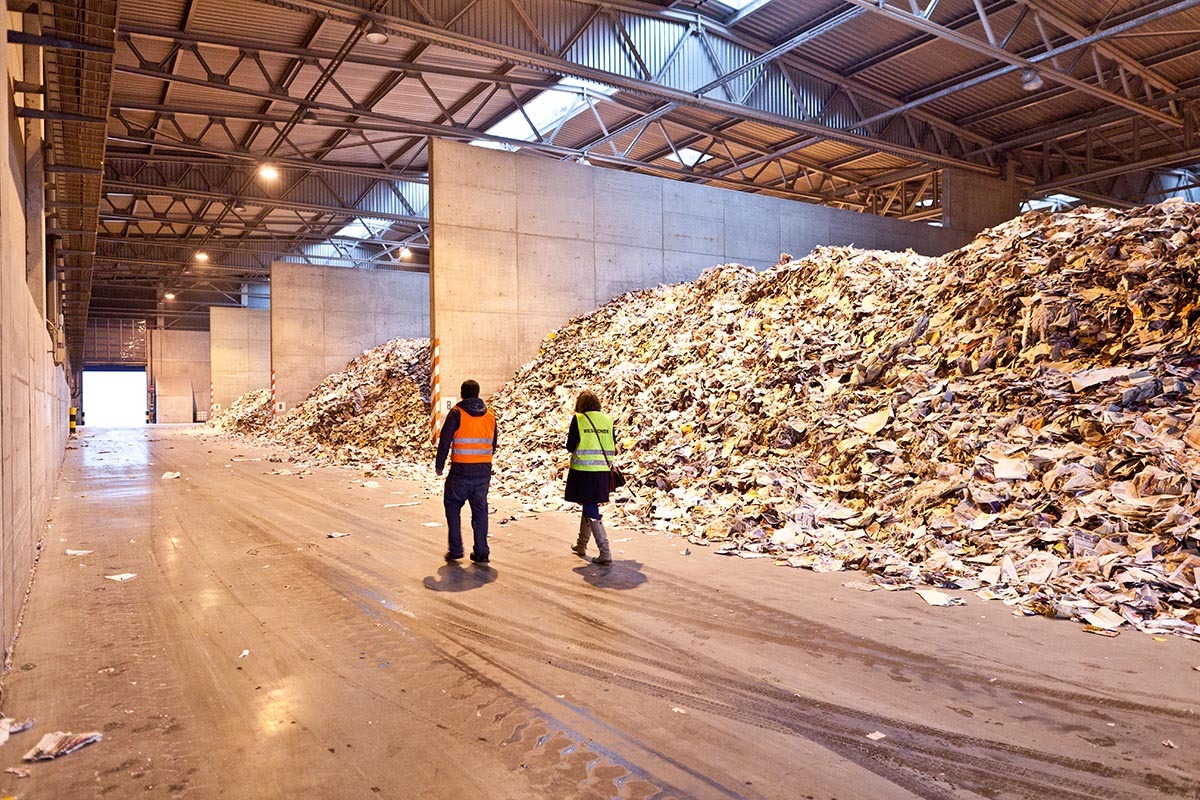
[82,369,147,426]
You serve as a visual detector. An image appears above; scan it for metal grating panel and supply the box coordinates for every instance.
[84,318,148,365]
[41,0,119,372]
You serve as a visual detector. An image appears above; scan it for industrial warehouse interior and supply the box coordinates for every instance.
[1,0,1199,796]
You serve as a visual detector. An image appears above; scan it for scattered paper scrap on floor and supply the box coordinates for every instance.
[915,589,965,607]
[0,718,35,746]
[23,732,102,761]
[1083,625,1120,638]
[1083,607,1125,630]
[104,573,137,582]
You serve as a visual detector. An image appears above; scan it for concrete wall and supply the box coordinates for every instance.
[149,329,210,423]
[430,139,980,395]
[943,167,1020,232]
[1,9,69,657]
[209,307,270,413]
[271,263,429,409]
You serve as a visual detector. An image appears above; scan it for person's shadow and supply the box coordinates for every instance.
[423,563,497,592]
[572,559,647,590]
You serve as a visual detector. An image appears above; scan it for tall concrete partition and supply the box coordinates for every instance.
[209,307,270,413]
[1,10,70,654]
[943,167,1021,233]
[430,139,980,396]
[149,329,211,423]
[270,263,429,410]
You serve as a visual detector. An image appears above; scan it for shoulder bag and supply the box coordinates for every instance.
[583,412,627,492]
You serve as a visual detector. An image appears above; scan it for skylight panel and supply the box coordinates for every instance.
[473,77,617,151]
[1021,193,1080,213]
[333,217,392,241]
[664,147,714,168]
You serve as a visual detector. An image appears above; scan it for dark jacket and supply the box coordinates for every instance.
[564,415,615,504]
[435,397,497,477]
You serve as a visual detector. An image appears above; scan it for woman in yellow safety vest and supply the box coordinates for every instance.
[565,390,616,565]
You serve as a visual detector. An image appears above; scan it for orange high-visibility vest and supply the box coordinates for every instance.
[451,408,495,464]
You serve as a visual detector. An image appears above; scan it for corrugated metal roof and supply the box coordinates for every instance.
[85,0,1200,328]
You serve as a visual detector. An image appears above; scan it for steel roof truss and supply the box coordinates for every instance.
[845,0,1196,130]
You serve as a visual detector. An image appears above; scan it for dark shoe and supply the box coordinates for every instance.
[445,551,464,561]
[591,555,612,565]
[469,552,490,564]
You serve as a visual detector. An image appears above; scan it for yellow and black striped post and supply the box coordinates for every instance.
[69,406,77,434]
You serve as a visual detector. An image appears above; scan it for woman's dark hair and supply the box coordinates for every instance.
[575,390,601,413]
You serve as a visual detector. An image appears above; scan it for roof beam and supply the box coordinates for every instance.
[102,178,424,223]
[106,134,429,182]
[7,29,114,53]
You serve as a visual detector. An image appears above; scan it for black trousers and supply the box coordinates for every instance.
[443,473,490,558]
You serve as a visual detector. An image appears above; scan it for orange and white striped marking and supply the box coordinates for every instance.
[430,338,441,443]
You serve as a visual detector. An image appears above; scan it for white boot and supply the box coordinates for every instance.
[571,512,590,557]
[589,519,612,565]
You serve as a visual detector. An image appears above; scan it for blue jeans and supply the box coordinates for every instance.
[581,503,601,520]
[444,473,490,558]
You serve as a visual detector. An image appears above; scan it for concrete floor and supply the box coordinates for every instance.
[0,427,1197,799]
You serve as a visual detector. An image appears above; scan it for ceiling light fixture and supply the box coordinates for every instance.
[164,292,176,300]
[1020,68,1044,92]
[364,23,389,45]
[258,163,279,181]
[300,110,318,125]
[399,246,412,259]
[195,251,209,262]
[232,199,247,212]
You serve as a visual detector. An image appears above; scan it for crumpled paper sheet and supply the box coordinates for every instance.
[23,731,101,761]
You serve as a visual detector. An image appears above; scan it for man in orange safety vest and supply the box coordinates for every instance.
[435,379,497,564]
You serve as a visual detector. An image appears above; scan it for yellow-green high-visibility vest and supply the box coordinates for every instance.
[571,412,614,472]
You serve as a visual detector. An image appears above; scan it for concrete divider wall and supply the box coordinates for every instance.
[209,307,270,413]
[430,139,978,396]
[1,10,69,656]
[271,263,429,409]
[150,329,211,423]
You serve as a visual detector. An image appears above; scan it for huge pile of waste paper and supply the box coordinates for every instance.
[492,200,1200,641]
